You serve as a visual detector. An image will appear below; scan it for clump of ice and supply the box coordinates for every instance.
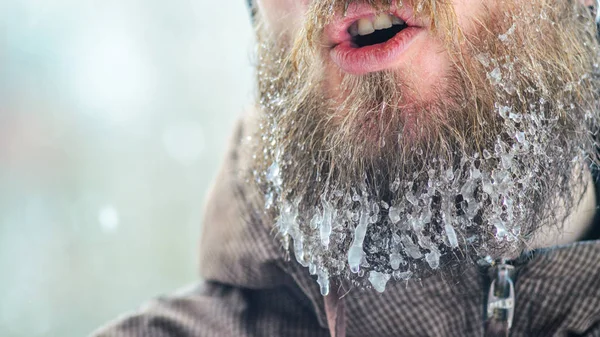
[400,234,423,259]
[389,253,404,270]
[369,271,391,293]
[498,23,516,43]
[488,67,502,85]
[266,161,282,187]
[388,206,401,224]
[425,249,441,269]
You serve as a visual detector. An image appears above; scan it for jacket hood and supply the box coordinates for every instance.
[199,114,600,336]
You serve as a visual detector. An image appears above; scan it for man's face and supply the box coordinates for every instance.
[251,0,599,294]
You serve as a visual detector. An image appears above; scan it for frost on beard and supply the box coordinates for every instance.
[254,12,600,294]
[260,109,593,295]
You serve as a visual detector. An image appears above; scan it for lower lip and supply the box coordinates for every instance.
[330,27,424,75]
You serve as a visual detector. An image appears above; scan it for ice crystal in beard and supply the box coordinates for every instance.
[251,2,600,294]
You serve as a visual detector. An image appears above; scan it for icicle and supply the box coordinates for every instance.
[320,197,333,248]
[348,206,369,273]
[317,268,330,296]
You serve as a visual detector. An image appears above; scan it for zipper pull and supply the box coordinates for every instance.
[485,259,516,336]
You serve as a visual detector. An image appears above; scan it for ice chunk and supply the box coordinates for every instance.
[494,220,509,239]
[498,23,516,42]
[400,234,423,259]
[444,168,455,181]
[476,53,490,67]
[266,161,282,187]
[470,167,482,180]
[392,270,413,281]
[405,192,418,206]
[265,192,274,209]
[509,112,522,122]
[369,271,391,293]
[389,253,404,270]
[445,224,459,248]
[372,202,380,215]
[425,250,441,269]
[497,105,511,118]
[388,206,401,224]
[501,153,513,170]
[488,67,502,85]
[277,201,298,236]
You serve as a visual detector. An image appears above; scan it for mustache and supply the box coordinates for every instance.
[301,0,455,48]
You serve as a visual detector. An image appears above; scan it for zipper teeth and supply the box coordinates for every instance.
[484,260,516,337]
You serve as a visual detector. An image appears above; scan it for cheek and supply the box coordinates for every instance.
[256,0,307,37]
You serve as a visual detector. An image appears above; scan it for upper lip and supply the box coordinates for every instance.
[325,2,424,47]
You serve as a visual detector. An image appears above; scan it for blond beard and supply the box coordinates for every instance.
[251,0,600,294]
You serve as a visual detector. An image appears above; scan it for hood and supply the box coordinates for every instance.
[199,113,600,336]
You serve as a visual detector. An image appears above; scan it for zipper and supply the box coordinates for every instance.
[484,258,516,337]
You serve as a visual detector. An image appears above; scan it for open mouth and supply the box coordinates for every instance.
[326,5,425,75]
[348,14,408,48]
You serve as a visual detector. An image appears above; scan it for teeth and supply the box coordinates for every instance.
[357,18,375,36]
[374,14,393,30]
[392,16,404,25]
[351,14,405,37]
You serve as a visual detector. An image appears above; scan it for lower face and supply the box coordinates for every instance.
[251,0,599,293]
[257,0,490,115]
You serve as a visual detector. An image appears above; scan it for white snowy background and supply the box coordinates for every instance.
[0,0,255,336]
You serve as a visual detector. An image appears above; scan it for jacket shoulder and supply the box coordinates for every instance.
[91,283,249,337]
[91,281,328,337]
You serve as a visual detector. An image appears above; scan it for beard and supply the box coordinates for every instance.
[250,0,600,294]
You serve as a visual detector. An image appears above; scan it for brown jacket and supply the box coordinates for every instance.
[93,118,600,337]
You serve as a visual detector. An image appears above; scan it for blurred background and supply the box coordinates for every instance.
[0,1,255,336]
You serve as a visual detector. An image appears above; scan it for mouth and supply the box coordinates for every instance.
[349,14,408,48]
[326,4,426,75]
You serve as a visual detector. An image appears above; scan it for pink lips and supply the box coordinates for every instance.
[325,3,426,75]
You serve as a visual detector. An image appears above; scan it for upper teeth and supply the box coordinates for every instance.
[350,14,405,37]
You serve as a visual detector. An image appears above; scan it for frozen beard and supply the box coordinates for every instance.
[251,0,600,295]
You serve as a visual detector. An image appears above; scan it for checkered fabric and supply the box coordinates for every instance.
[93,117,600,337]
